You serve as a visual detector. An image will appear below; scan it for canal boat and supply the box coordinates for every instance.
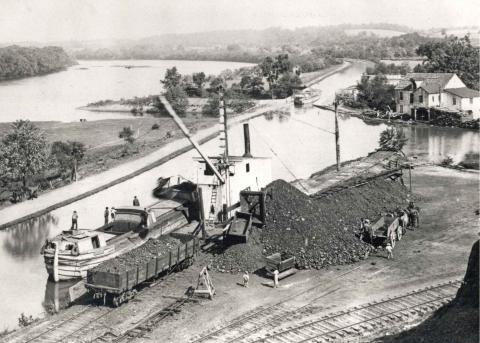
[294,89,322,106]
[42,201,193,281]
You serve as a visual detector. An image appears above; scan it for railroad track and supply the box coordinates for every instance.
[20,305,113,343]
[194,280,461,343]
[190,267,361,343]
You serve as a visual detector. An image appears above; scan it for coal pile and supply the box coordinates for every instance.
[207,228,265,273]
[93,235,181,273]
[261,178,408,269]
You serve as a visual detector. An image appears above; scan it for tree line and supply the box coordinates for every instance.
[0,120,85,203]
[0,45,75,81]
[156,53,306,117]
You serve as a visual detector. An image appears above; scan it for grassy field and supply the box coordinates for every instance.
[0,116,218,206]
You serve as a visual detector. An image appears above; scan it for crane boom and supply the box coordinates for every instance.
[158,95,225,184]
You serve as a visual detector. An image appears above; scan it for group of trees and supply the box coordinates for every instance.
[355,75,395,111]
[413,35,479,90]
[0,46,74,81]
[0,120,85,202]
[365,61,411,75]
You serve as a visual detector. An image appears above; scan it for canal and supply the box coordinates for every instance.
[0,60,478,330]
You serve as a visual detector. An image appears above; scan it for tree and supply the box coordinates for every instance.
[165,85,189,115]
[0,120,49,187]
[272,72,302,98]
[379,127,408,152]
[356,74,395,111]
[51,141,86,181]
[161,66,182,89]
[119,127,135,144]
[260,54,291,98]
[414,35,480,90]
[192,72,206,91]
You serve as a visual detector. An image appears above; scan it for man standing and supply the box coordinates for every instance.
[273,270,279,288]
[104,207,110,225]
[133,196,140,206]
[71,211,78,230]
[243,271,249,288]
[386,243,393,259]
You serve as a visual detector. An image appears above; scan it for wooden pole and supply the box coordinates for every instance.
[334,101,340,172]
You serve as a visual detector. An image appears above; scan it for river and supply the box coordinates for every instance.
[0,59,253,123]
[0,60,478,330]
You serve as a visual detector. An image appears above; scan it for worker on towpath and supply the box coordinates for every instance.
[133,196,140,206]
[273,270,279,288]
[71,211,78,230]
[104,207,109,225]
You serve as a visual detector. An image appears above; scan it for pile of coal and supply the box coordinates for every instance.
[207,228,264,274]
[92,235,181,273]
[261,178,408,269]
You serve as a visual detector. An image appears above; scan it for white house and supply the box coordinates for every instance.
[394,73,480,120]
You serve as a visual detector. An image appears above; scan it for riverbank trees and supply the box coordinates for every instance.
[0,46,74,81]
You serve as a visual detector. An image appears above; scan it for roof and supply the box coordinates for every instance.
[444,87,480,98]
[395,73,455,91]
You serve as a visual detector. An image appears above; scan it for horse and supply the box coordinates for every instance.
[398,209,409,237]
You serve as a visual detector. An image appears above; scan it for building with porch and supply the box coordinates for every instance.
[394,73,480,120]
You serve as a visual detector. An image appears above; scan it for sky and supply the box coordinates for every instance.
[1,0,479,43]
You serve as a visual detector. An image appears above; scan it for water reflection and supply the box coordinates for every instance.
[3,213,57,259]
[43,279,77,315]
[403,125,479,163]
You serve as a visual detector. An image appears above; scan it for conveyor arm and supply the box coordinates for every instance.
[158,95,225,184]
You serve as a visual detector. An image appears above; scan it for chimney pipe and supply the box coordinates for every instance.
[243,123,252,157]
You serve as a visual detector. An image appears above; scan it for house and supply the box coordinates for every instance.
[395,73,480,120]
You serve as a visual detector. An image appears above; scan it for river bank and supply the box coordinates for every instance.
[316,103,480,131]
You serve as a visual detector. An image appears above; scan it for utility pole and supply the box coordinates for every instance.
[334,99,340,172]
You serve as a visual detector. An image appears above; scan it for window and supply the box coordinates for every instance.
[432,96,434,102]
[409,93,414,104]
[203,164,214,176]
[399,92,403,100]
[470,98,474,104]
[400,105,403,113]
[453,97,456,105]
[419,95,423,103]
[246,163,250,173]
[91,236,100,249]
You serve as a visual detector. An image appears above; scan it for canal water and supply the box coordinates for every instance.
[0,60,478,330]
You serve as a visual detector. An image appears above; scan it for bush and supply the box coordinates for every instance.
[440,156,454,166]
[151,123,160,130]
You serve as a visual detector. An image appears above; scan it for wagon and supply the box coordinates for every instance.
[264,252,296,280]
[85,233,199,306]
[372,215,401,247]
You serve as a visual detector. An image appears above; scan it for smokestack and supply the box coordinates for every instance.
[243,123,252,157]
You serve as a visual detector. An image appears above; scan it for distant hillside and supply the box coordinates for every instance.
[68,24,431,64]
[0,45,75,81]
